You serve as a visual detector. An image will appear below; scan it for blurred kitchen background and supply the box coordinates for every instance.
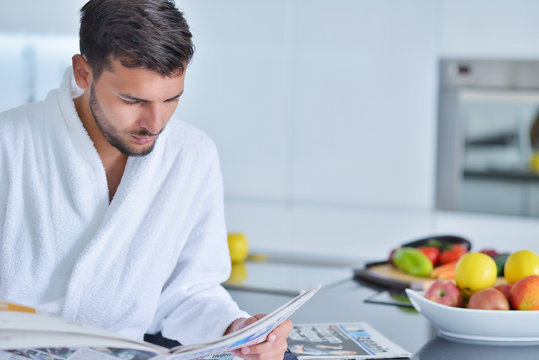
[2,0,539,260]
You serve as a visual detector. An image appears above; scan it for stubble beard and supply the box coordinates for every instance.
[89,84,157,157]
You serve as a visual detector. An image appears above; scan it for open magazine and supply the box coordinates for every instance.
[0,285,320,360]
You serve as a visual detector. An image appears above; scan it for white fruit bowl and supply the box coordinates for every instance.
[406,289,539,343]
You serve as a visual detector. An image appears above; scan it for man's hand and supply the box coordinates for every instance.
[225,314,293,360]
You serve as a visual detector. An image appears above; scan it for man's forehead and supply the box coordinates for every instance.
[104,57,186,79]
[96,58,185,101]
[98,58,185,83]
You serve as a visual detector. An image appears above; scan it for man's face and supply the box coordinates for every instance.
[88,59,185,156]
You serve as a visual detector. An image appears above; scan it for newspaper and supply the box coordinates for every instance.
[287,322,411,359]
[0,285,320,360]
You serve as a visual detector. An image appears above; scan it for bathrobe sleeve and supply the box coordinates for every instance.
[148,142,250,345]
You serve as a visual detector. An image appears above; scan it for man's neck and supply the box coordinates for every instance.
[73,95,128,202]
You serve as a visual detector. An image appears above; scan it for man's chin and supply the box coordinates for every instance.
[114,140,156,157]
[126,144,156,157]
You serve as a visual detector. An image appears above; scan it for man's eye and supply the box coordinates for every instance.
[121,99,139,105]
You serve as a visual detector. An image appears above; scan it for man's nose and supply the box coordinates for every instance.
[140,103,163,134]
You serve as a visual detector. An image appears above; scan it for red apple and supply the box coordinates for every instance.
[494,283,513,301]
[424,280,464,307]
[510,275,539,310]
[467,288,509,310]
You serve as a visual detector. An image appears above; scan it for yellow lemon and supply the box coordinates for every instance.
[455,252,497,299]
[227,233,249,263]
[504,250,539,284]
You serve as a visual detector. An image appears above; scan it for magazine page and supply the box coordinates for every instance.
[0,310,165,354]
[159,285,321,360]
[0,346,159,360]
[0,348,243,360]
[0,331,163,355]
[287,322,410,359]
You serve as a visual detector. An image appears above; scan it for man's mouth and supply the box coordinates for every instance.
[131,135,156,145]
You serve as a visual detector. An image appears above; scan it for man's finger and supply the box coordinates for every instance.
[236,344,289,360]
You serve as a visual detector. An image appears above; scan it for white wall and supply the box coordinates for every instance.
[178,1,291,201]
[439,0,539,59]
[177,0,441,259]
[288,0,438,211]
[0,34,78,112]
[0,1,85,34]
[181,0,539,259]
[181,0,438,211]
[1,0,539,260]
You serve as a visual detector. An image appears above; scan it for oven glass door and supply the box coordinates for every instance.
[458,89,539,216]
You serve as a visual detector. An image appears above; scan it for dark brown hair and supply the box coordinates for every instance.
[79,0,194,79]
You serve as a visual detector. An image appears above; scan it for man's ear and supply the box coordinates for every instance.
[72,54,93,90]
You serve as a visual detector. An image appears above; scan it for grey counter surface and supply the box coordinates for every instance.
[228,270,539,359]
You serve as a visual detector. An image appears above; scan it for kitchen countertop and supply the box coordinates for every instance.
[227,264,539,359]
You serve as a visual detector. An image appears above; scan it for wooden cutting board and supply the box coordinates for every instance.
[354,262,436,290]
[354,261,506,291]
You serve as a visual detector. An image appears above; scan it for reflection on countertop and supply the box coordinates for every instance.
[413,336,539,360]
[223,250,361,296]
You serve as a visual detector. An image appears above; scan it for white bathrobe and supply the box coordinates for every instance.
[0,69,249,343]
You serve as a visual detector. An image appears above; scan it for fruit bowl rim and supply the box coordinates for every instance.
[406,289,539,314]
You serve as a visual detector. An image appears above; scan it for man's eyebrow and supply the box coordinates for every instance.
[165,90,183,102]
[118,93,149,103]
[117,91,184,103]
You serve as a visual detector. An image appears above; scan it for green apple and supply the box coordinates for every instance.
[392,247,433,277]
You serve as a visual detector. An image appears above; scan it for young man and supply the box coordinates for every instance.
[0,1,291,359]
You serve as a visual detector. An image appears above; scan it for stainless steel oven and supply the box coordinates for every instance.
[436,59,539,216]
